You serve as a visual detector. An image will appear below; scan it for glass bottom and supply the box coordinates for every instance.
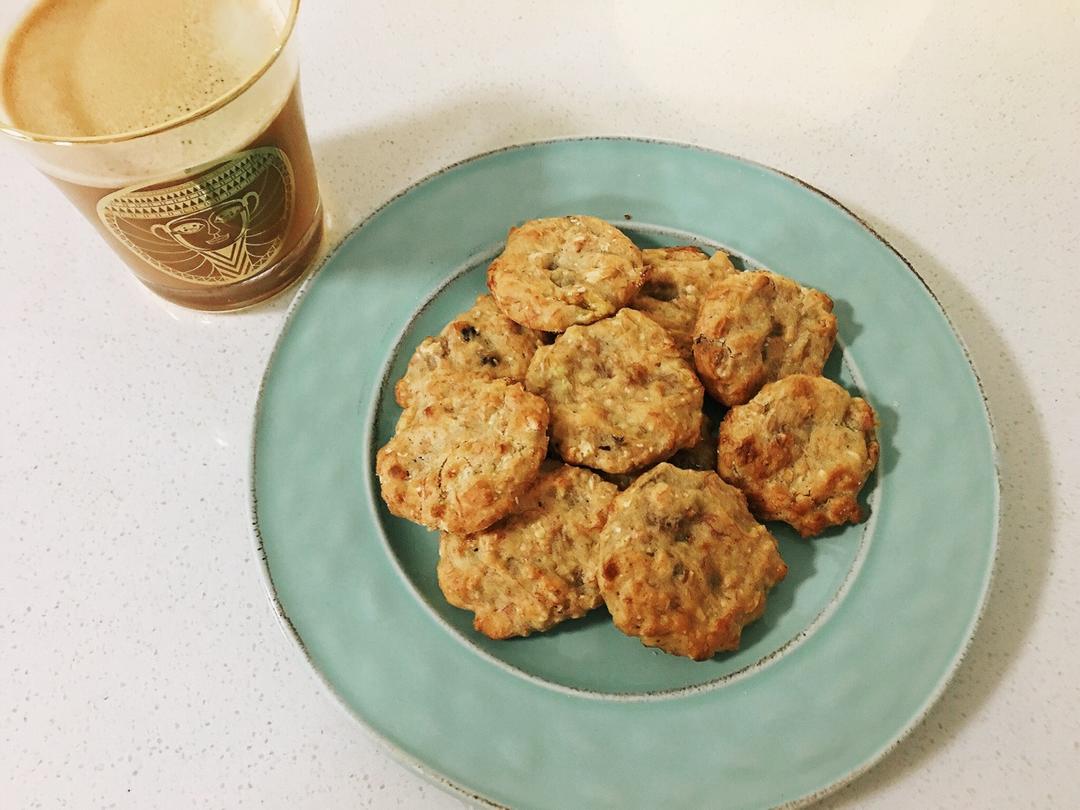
[138,204,325,312]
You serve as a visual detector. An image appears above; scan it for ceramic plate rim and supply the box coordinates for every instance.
[246,136,1001,809]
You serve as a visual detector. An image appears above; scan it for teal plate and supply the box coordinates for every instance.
[251,138,998,809]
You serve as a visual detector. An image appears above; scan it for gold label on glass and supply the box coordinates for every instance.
[97,147,295,286]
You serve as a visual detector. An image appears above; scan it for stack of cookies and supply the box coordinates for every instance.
[376,215,879,661]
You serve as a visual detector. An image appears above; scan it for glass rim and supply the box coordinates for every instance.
[0,0,300,146]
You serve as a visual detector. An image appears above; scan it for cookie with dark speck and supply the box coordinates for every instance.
[629,246,736,360]
[376,377,549,533]
[693,270,837,405]
[525,308,703,474]
[437,462,618,639]
[597,464,787,660]
[717,374,879,537]
[487,215,646,332]
[394,294,544,407]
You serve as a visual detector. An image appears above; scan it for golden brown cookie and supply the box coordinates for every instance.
[525,308,704,474]
[597,464,787,660]
[629,246,736,359]
[717,374,879,537]
[693,270,837,405]
[375,377,549,534]
[437,462,618,639]
[597,412,717,490]
[486,215,646,332]
[394,294,544,407]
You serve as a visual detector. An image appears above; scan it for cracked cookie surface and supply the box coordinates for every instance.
[693,270,837,405]
[376,377,549,533]
[717,374,879,537]
[597,464,788,660]
[437,462,618,639]
[598,411,718,490]
[525,308,703,474]
[394,294,544,407]
[629,246,736,360]
[487,215,646,332]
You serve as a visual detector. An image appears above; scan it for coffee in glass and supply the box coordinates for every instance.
[0,0,322,311]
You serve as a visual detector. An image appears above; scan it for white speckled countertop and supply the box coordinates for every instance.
[3,2,1078,807]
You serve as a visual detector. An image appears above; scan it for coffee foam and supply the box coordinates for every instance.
[2,0,282,138]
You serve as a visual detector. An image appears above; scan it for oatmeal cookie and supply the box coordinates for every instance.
[693,270,837,405]
[629,246,736,359]
[394,294,544,407]
[717,374,879,537]
[525,308,704,474]
[437,462,618,639]
[487,215,646,332]
[375,377,549,533]
[597,412,717,490]
[597,464,787,660]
